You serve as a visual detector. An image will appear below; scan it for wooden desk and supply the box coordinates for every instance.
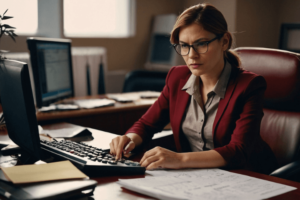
[47,124,298,200]
[36,95,152,135]
[1,123,300,199]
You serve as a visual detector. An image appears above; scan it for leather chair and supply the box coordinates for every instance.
[235,47,300,181]
[122,70,168,92]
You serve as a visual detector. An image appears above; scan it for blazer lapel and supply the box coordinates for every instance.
[213,68,239,138]
[172,77,190,152]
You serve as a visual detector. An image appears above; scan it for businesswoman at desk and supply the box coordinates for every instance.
[110,3,277,174]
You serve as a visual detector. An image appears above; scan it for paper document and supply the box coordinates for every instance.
[1,160,88,184]
[107,91,160,103]
[40,125,90,138]
[74,99,115,109]
[118,168,296,200]
[134,99,157,105]
[0,134,16,146]
[0,154,17,169]
[152,130,173,140]
[38,98,115,112]
[38,104,79,112]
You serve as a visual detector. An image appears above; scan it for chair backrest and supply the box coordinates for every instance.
[235,47,300,167]
[122,70,168,92]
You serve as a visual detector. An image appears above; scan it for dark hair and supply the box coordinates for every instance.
[170,3,241,68]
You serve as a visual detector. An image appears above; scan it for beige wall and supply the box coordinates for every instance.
[1,0,300,72]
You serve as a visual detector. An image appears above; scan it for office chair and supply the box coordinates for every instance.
[235,47,300,181]
[122,70,168,92]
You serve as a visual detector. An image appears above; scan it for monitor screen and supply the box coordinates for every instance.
[150,34,173,64]
[27,37,74,108]
[0,59,41,163]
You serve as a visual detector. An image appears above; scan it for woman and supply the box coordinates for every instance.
[110,3,277,174]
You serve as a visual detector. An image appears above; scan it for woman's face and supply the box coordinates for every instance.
[178,23,228,77]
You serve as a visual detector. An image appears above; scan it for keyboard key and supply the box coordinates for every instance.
[102,159,108,163]
[108,160,117,164]
[89,157,96,161]
[97,157,102,162]
[131,162,140,166]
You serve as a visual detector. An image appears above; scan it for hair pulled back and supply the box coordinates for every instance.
[170,3,240,68]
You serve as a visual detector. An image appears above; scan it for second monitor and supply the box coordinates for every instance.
[27,37,74,108]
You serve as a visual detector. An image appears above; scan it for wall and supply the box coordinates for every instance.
[0,0,183,72]
[65,0,183,72]
[235,0,281,48]
[278,0,300,24]
[1,0,300,71]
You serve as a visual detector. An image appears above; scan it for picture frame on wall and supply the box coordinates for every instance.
[279,23,300,53]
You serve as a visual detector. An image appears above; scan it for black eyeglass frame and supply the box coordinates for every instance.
[172,35,223,56]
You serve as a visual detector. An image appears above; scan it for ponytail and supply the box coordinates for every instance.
[224,31,241,68]
[225,50,241,69]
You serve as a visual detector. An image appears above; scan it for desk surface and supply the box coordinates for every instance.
[36,94,153,135]
[85,125,300,200]
[1,123,300,199]
[58,124,300,200]
[36,95,152,122]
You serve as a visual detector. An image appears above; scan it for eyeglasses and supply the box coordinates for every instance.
[173,35,221,56]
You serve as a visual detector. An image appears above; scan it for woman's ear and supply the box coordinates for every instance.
[222,33,230,51]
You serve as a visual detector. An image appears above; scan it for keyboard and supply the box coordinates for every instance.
[40,139,145,177]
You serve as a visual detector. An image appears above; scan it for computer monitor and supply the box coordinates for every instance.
[0,59,41,163]
[144,14,185,71]
[27,37,74,108]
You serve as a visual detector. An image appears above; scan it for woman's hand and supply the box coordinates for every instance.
[140,147,183,170]
[110,135,135,160]
[110,133,143,160]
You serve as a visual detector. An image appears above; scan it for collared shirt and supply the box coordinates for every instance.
[181,61,232,151]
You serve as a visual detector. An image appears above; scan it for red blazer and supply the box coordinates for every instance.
[126,65,278,174]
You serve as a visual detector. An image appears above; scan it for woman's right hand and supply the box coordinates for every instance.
[109,135,136,160]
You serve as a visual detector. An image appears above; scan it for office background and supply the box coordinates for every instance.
[1,0,300,92]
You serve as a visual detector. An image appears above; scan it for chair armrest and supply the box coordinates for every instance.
[270,160,300,182]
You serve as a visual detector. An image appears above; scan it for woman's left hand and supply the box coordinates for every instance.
[140,147,183,170]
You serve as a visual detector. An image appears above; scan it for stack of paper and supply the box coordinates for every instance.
[74,99,115,109]
[118,168,296,200]
[107,91,160,103]
[38,98,115,112]
[40,125,90,139]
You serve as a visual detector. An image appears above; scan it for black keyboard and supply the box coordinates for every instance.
[40,140,145,177]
